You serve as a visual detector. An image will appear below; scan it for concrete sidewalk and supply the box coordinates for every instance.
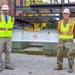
[0,53,75,75]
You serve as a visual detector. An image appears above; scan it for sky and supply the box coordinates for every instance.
[43,0,75,3]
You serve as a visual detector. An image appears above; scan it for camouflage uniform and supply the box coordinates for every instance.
[0,38,12,67]
[57,39,74,66]
[57,20,75,66]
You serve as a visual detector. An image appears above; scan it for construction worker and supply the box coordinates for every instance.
[54,8,75,73]
[0,5,14,71]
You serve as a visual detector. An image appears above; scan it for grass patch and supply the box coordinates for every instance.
[12,49,75,57]
[12,49,57,57]
[12,50,42,55]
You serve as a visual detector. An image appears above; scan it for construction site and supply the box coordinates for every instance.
[0,0,75,75]
[0,0,75,49]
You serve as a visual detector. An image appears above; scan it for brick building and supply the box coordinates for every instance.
[0,0,13,15]
[0,0,8,14]
[0,0,25,16]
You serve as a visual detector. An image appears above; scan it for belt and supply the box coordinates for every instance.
[0,28,12,31]
[0,37,11,38]
[60,39,73,41]
[60,32,73,35]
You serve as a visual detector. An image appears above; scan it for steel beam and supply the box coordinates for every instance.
[16,6,33,10]
[30,3,75,10]
[8,0,11,15]
[13,0,16,17]
[23,11,61,14]
[16,16,60,19]
[20,0,23,6]
[14,0,75,23]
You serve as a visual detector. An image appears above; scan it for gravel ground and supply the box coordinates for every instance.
[0,53,75,75]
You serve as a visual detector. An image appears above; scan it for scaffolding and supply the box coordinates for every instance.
[14,0,75,30]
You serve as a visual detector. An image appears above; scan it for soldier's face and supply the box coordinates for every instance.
[63,13,70,19]
[2,10,9,15]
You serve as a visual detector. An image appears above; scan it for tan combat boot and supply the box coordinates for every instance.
[68,66,73,73]
[54,65,62,70]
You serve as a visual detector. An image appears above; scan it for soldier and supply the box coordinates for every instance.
[54,8,75,73]
[0,5,14,71]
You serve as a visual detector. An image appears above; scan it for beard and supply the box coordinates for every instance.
[2,11,9,15]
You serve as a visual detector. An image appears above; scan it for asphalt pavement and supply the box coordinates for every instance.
[0,53,75,75]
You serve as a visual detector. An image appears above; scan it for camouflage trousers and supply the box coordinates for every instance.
[57,39,74,66]
[0,38,12,67]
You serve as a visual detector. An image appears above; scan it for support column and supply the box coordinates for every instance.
[8,0,11,16]
[0,6,1,14]
[50,0,52,4]
[20,0,23,6]
[61,0,64,3]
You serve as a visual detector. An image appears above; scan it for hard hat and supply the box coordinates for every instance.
[1,5,10,11]
[62,8,70,14]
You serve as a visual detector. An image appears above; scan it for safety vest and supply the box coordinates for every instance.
[0,15,14,38]
[59,20,74,39]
